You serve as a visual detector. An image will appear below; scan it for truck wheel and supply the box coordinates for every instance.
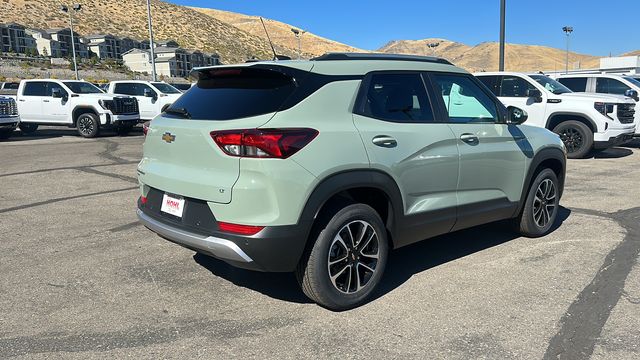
[553,121,593,159]
[0,129,13,139]
[516,168,560,237]
[76,113,100,138]
[296,204,389,311]
[18,123,38,134]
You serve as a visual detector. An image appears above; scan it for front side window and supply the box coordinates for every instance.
[47,82,68,97]
[63,81,103,94]
[529,75,572,94]
[151,82,181,94]
[596,78,631,95]
[23,82,48,96]
[432,74,498,123]
[499,76,537,97]
[558,77,588,92]
[361,73,434,123]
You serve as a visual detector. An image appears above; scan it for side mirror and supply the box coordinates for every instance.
[506,106,528,125]
[625,89,639,101]
[526,89,543,103]
[51,88,63,98]
[144,88,156,99]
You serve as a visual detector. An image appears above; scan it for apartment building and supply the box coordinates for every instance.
[85,34,120,59]
[0,23,37,54]
[26,29,62,57]
[122,47,220,78]
[46,28,89,58]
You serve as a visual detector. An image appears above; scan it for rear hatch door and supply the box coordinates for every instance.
[138,64,313,204]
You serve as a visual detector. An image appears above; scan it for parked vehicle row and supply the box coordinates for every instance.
[475,72,637,158]
[0,79,187,139]
[137,53,568,310]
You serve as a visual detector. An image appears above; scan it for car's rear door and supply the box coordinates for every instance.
[429,72,528,231]
[18,81,46,122]
[352,72,459,247]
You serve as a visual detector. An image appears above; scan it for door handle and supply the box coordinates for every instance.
[372,135,397,148]
[19,99,25,102]
[43,99,50,103]
[460,133,479,144]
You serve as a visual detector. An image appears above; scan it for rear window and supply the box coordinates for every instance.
[558,77,587,92]
[166,67,298,120]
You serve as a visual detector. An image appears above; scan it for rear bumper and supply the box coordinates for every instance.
[137,196,311,272]
[137,209,253,263]
[593,132,635,149]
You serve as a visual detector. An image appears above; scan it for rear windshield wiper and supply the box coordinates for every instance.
[164,107,191,119]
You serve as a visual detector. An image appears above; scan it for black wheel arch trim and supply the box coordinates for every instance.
[72,106,100,125]
[298,169,404,245]
[545,112,598,133]
[515,146,566,217]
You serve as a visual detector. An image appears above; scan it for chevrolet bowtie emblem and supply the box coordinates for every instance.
[162,132,176,143]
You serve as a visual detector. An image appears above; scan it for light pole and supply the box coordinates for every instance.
[291,28,304,60]
[426,42,440,56]
[499,0,506,71]
[60,4,81,80]
[146,0,157,81]
[562,26,573,74]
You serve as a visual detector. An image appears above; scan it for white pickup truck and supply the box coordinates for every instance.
[16,79,140,138]
[0,96,19,139]
[475,72,636,158]
[106,81,182,121]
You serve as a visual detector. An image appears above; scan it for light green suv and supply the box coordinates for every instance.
[137,53,567,310]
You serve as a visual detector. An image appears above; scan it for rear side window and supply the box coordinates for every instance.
[23,82,48,96]
[167,67,298,120]
[360,73,434,123]
[114,83,153,97]
[596,78,631,95]
[558,77,587,92]
[499,76,536,97]
[432,74,498,123]
[476,75,499,94]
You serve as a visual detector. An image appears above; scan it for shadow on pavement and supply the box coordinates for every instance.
[593,147,634,159]
[194,206,572,307]
[0,126,144,142]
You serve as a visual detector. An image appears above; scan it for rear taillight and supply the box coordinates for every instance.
[142,122,150,136]
[210,128,318,159]
[218,222,264,235]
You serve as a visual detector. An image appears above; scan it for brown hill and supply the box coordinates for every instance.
[189,7,363,57]
[0,0,300,63]
[378,38,601,72]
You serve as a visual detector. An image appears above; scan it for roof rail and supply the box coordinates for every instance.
[311,52,453,65]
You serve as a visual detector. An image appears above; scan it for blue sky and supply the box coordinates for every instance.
[170,0,638,56]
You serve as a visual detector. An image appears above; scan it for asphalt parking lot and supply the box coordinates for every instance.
[1,127,639,359]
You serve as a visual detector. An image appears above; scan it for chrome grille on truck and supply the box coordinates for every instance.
[0,98,18,117]
[617,103,635,124]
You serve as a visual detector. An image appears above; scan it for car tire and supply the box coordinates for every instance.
[553,121,593,159]
[0,129,13,139]
[296,203,388,311]
[18,123,38,134]
[516,168,560,238]
[76,113,100,138]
